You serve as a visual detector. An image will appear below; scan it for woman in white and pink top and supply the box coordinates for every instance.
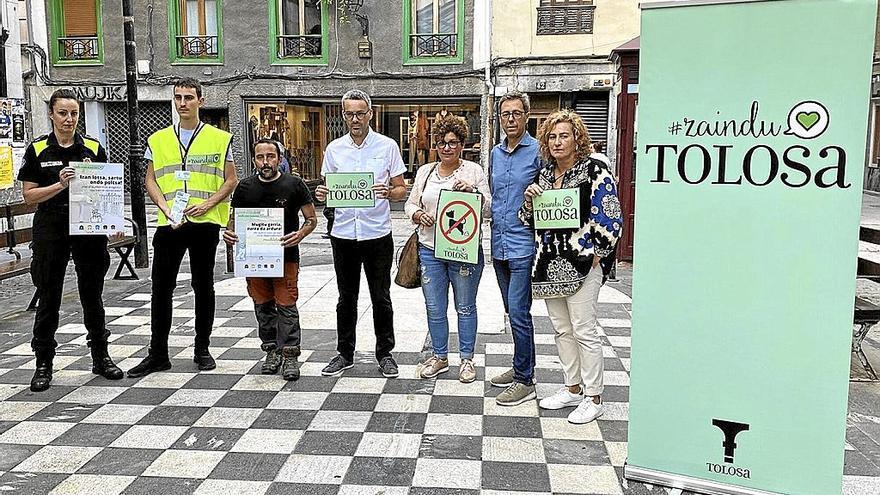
[404,115,492,383]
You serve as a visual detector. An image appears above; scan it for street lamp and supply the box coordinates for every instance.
[341,0,369,38]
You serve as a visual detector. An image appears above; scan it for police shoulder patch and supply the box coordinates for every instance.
[82,136,101,155]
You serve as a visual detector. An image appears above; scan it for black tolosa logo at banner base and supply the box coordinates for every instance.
[709,418,751,479]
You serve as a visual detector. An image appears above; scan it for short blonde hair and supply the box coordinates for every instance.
[537,109,592,164]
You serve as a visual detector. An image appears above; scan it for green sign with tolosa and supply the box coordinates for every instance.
[533,188,580,230]
[325,172,375,208]
[626,1,876,495]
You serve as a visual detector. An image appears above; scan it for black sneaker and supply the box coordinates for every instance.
[321,355,353,377]
[378,356,398,378]
[193,351,216,371]
[127,355,172,378]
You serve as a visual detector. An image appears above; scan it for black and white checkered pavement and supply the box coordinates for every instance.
[0,253,877,493]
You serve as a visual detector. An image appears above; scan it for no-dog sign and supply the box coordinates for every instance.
[433,190,482,264]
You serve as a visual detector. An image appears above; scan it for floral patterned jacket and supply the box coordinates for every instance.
[519,157,622,299]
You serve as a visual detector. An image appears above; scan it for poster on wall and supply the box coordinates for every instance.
[626,1,876,495]
[0,146,14,189]
[0,99,26,147]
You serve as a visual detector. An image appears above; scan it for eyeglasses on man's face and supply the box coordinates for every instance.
[343,111,370,121]
[437,140,462,149]
[499,110,525,120]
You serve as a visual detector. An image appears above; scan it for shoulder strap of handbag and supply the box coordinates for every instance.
[418,162,439,210]
[413,162,438,234]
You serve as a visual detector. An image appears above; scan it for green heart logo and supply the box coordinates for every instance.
[796,112,820,131]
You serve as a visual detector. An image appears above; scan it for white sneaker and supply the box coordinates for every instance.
[567,398,604,424]
[539,387,585,410]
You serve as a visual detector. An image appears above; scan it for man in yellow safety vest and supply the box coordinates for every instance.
[128,77,238,377]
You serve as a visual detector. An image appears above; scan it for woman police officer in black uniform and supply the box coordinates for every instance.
[18,88,124,392]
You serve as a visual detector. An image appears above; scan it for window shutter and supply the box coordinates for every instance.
[574,95,609,143]
[62,0,98,37]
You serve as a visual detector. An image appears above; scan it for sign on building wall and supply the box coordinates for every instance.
[626,1,876,495]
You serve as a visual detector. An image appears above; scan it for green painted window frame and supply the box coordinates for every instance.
[268,0,329,66]
[402,0,465,65]
[48,0,105,66]
[167,0,225,65]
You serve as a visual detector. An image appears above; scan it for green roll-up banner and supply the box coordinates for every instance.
[626,1,877,495]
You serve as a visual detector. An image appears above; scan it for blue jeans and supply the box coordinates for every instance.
[419,246,484,360]
[493,256,536,384]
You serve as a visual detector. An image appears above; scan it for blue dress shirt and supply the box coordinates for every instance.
[490,132,541,260]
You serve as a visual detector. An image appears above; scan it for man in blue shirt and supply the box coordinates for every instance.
[490,91,542,406]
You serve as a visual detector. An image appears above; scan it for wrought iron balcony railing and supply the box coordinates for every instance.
[536,5,595,35]
[58,36,99,60]
[410,33,457,57]
[175,35,219,58]
[277,35,322,58]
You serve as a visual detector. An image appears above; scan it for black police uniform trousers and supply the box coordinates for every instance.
[31,209,110,359]
[149,221,221,359]
[329,233,395,362]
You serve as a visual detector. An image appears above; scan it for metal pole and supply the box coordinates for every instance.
[122,0,149,268]
[1,2,8,97]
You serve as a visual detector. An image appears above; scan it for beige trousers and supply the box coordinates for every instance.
[545,266,604,396]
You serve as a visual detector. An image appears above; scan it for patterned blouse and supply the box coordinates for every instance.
[519,157,622,299]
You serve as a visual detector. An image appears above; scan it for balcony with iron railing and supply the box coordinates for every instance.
[410,33,457,57]
[175,35,219,59]
[536,4,595,35]
[277,34,323,59]
[58,36,99,61]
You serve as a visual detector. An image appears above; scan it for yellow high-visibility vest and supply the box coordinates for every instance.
[148,123,233,227]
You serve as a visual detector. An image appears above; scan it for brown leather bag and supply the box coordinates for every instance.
[395,163,437,289]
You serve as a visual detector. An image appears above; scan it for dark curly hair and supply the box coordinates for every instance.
[537,108,592,165]
[431,114,470,145]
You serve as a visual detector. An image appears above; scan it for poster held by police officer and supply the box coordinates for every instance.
[325,172,375,208]
[68,162,125,236]
[532,188,580,230]
[234,208,284,278]
[433,190,482,264]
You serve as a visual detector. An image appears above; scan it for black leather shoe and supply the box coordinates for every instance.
[127,355,172,378]
[30,360,52,392]
[92,356,124,380]
[194,352,216,371]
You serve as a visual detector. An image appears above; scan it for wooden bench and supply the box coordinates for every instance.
[854,225,880,379]
[0,203,39,310]
[0,202,140,311]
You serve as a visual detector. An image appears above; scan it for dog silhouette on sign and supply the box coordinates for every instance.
[446,210,467,235]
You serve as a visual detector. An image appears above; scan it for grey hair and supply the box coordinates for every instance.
[498,90,530,114]
[341,89,372,108]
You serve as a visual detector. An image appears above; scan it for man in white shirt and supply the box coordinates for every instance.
[314,90,407,378]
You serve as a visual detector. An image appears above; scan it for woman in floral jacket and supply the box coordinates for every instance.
[520,109,622,424]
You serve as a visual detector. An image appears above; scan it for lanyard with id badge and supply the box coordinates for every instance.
[168,123,202,224]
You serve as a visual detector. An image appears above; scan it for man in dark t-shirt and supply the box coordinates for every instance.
[224,139,317,380]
